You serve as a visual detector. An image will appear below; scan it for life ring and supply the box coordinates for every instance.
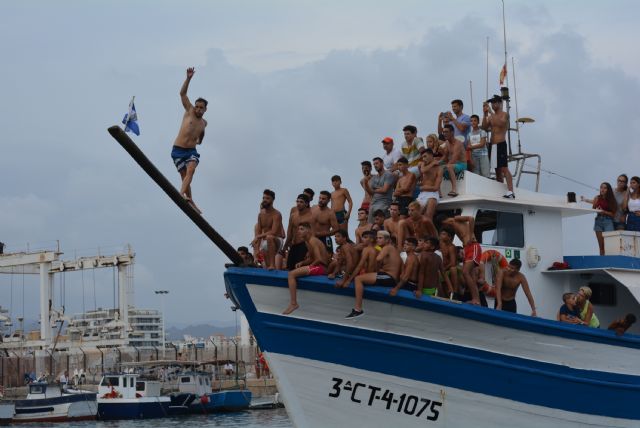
[479,250,508,297]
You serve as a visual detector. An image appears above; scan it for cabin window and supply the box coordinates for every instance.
[474,210,524,248]
[136,381,145,391]
[101,376,120,387]
[30,385,44,394]
[587,282,617,306]
[199,377,203,385]
[181,376,191,383]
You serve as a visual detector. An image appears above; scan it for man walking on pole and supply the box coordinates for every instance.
[171,67,208,213]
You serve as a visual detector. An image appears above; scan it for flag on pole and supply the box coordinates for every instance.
[122,97,140,136]
[499,63,507,86]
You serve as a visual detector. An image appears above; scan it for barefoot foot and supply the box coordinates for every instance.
[282,303,299,315]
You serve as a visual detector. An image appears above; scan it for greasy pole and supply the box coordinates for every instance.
[107,126,244,266]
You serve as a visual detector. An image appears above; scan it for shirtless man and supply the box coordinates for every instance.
[354,208,372,244]
[441,124,466,198]
[482,95,515,198]
[328,230,358,282]
[443,216,482,305]
[371,209,386,233]
[359,161,373,211]
[416,149,443,220]
[439,228,458,298]
[419,237,453,298]
[283,223,329,315]
[252,189,284,270]
[383,202,402,246]
[337,230,377,288]
[346,231,402,318]
[314,191,340,255]
[389,238,420,296]
[171,67,208,213]
[397,201,437,251]
[393,157,416,216]
[331,175,353,230]
[283,194,315,270]
[495,258,536,316]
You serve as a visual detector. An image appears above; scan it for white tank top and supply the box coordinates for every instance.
[628,196,640,213]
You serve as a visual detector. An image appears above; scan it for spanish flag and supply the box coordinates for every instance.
[499,63,507,86]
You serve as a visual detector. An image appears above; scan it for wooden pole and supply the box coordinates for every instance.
[107,126,244,266]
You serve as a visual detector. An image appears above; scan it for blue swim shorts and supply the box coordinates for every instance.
[171,145,200,172]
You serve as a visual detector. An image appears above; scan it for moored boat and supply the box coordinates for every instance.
[177,372,252,413]
[97,373,194,420]
[8,382,96,423]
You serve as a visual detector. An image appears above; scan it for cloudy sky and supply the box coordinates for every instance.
[1,0,639,327]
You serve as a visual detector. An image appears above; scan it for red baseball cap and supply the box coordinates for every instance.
[381,137,394,144]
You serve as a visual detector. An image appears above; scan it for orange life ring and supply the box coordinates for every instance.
[479,250,508,297]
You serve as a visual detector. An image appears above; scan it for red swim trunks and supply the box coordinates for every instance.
[360,202,370,211]
[308,264,327,276]
[464,242,482,265]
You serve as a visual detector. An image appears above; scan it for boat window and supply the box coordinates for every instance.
[29,385,44,394]
[136,381,145,391]
[101,376,119,387]
[199,377,203,385]
[181,376,191,383]
[474,210,524,248]
[587,282,617,306]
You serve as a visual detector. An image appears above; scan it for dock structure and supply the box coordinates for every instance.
[0,245,135,348]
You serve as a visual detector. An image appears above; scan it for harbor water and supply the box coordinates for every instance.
[17,409,292,427]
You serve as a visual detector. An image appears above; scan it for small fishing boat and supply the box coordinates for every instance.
[9,382,96,423]
[97,373,194,420]
[177,372,252,413]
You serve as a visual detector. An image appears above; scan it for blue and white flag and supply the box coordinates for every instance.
[122,96,140,136]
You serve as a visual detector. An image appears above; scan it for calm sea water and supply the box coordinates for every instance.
[24,409,292,427]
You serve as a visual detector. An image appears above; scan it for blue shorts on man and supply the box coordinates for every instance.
[171,145,200,172]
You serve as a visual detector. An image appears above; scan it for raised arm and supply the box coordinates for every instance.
[180,67,195,111]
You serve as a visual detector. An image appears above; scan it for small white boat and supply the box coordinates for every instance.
[9,382,96,423]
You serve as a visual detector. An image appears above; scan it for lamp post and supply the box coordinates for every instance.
[154,290,169,359]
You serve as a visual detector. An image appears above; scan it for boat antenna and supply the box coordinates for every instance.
[107,126,244,266]
[512,56,522,154]
[485,36,489,100]
[469,80,474,115]
[501,0,513,157]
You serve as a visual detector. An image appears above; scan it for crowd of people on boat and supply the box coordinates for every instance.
[581,174,640,255]
[239,97,539,319]
[233,95,638,328]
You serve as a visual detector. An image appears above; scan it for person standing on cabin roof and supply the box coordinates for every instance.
[330,175,353,231]
[468,114,490,178]
[581,182,617,255]
[494,258,537,316]
[482,95,515,199]
[612,174,628,231]
[441,124,466,198]
[170,67,208,214]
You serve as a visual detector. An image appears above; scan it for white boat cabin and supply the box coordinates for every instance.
[26,382,65,399]
[98,373,161,399]
[438,171,640,333]
[177,372,212,396]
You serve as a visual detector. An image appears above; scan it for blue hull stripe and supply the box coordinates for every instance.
[224,269,640,420]
[224,268,640,349]
[97,402,170,420]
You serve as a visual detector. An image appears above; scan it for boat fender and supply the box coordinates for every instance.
[526,246,540,268]
[200,394,209,404]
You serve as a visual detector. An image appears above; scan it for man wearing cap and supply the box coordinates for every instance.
[381,137,402,171]
[482,95,515,198]
[363,157,396,224]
